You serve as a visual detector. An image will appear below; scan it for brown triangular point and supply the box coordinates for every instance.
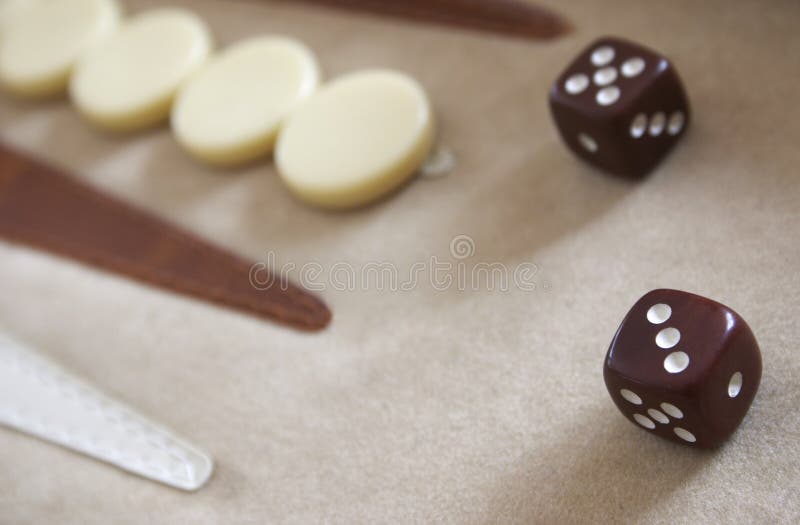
[0,143,331,331]
[286,0,571,41]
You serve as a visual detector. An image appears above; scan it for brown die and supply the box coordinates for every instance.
[603,289,762,448]
[549,36,690,178]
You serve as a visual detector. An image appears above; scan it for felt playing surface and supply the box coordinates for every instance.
[0,0,799,523]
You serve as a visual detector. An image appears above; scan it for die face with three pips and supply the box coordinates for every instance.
[549,37,690,178]
[604,289,762,448]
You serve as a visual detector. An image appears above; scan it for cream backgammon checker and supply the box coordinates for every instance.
[276,69,436,210]
[0,0,121,97]
[70,7,212,132]
[0,331,214,491]
[0,0,33,32]
[172,36,321,167]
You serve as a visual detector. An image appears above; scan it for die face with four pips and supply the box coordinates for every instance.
[604,289,762,448]
[549,37,690,178]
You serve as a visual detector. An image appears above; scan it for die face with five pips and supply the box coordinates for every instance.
[604,289,762,448]
[549,37,690,178]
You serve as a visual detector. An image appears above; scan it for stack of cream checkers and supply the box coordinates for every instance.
[0,0,437,209]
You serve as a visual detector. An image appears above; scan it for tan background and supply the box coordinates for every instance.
[1,0,799,523]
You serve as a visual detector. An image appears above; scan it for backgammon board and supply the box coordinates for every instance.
[1,0,799,523]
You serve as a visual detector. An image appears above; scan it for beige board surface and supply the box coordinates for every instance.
[0,0,799,523]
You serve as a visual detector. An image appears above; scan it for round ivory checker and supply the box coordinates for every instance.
[276,70,435,209]
[172,36,320,167]
[0,0,121,98]
[0,0,34,31]
[70,8,212,132]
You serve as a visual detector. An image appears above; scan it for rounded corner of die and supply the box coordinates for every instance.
[602,353,615,374]
[637,288,684,307]
[638,288,666,302]
[547,83,562,104]
[587,35,617,49]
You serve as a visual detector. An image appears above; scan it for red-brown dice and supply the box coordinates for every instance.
[549,36,690,178]
[604,289,762,448]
